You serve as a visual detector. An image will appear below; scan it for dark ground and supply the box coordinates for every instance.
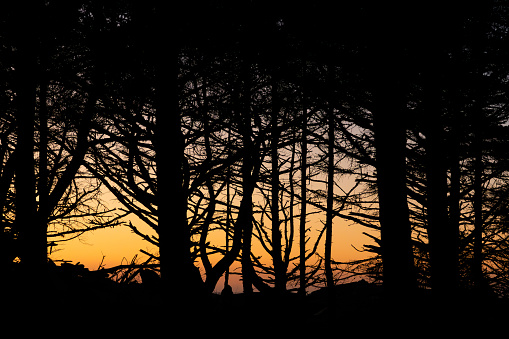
[2,276,508,335]
[196,281,509,334]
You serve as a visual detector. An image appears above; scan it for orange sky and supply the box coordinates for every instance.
[50,224,153,269]
[50,211,377,292]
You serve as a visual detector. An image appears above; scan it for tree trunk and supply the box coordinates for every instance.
[470,16,489,294]
[372,78,415,298]
[368,5,415,299]
[449,141,462,288]
[240,109,256,294]
[223,132,232,292]
[271,73,285,293]
[324,109,335,292]
[14,36,44,272]
[37,78,49,265]
[423,74,458,298]
[157,34,197,297]
[299,105,308,297]
[472,125,484,293]
[38,79,49,218]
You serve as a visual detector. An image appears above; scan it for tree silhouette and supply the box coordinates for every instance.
[2,0,509,327]
[0,2,118,276]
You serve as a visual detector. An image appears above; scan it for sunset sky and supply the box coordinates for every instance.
[50,209,376,292]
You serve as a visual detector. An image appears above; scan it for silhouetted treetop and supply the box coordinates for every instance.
[1,1,509,327]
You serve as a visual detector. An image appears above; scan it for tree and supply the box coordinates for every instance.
[298,99,308,297]
[367,6,416,298]
[324,107,335,294]
[0,2,118,276]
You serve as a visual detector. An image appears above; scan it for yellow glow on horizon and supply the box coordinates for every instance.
[53,203,377,293]
[50,222,156,269]
[205,214,377,293]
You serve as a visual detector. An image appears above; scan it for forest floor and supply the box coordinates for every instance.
[3,276,508,334]
[198,281,509,334]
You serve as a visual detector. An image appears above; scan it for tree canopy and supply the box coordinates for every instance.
[2,0,509,326]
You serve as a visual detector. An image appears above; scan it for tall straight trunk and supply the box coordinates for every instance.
[223,132,232,291]
[423,73,458,298]
[472,130,484,293]
[241,212,254,294]
[372,80,415,298]
[470,18,489,293]
[286,141,296,271]
[449,144,461,280]
[241,128,255,294]
[324,109,335,291]
[368,4,416,298]
[426,122,457,297]
[299,106,308,297]
[418,11,460,298]
[448,111,461,284]
[157,40,196,296]
[15,82,40,268]
[37,78,49,260]
[239,60,255,294]
[14,42,44,271]
[0,151,16,268]
[271,74,285,293]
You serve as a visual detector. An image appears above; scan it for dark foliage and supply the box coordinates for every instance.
[2,0,509,328]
